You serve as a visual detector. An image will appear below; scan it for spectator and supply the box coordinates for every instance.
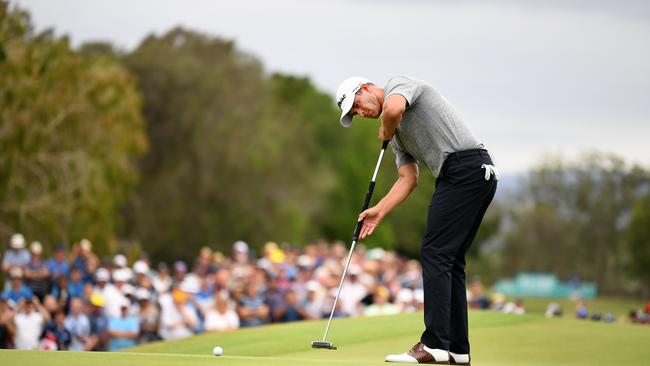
[24,241,50,301]
[94,268,126,318]
[152,262,172,294]
[41,310,72,351]
[237,282,270,327]
[68,267,86,299]
[265,274,287,322]
[112,254,134,283]
[13,296,50,350]
[204,291,239,332]
[87,293,109,351]
[364,287,399,317]
[275,289,307,322]
[0,296,16,349]
[194,246,217,275]
[2,234,30,289]
[134,288,159,343]
[338,266,366,317]
[64,298,91,351]
[576,299,589,319]
[71,239,99,283]
[107,301,139,351]
[46,244,70,283]
[545,303,563,318]
[303,281,323,320]
[173,261,188,285]
[2,267,33,303]
[158,288,197,340]
[51,275,71,313]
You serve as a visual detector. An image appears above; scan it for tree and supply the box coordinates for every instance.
[0,2,147,254]
[626,192,650,297]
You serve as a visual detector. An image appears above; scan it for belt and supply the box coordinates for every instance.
[446,149,489,161]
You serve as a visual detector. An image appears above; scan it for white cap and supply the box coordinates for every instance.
[80,238,92,251]
[113,268,131,282]
[180,277,200,294]
[233,240,249,253]
[113,254,127,267]
[135,288,151,301]
[10,233,25,249]
[336,76,371,127]
[95,268,110,282]
[30,241,43,254]
[133,260,149,275]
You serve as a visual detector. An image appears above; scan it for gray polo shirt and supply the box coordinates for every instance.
[385,76,484,177]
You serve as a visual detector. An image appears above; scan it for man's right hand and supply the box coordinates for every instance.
[357,205,385,240]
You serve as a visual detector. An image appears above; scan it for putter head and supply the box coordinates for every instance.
[311,341,337,350]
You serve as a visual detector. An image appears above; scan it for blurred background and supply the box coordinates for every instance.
[1,0,649,353]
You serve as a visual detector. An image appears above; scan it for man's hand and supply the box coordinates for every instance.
[378,125,395,141]
[357,205,385,239]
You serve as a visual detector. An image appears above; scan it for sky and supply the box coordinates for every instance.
[15,0,650,175]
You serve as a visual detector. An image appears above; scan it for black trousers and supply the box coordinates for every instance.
[420,149,497,354]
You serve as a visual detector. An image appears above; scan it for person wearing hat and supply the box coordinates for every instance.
[46,244,70,287]
[24,242,50,302]
[2,267,33,304]
[107,299,139,351]
[335,76,498,364]
[86,292,109,351]
[2,234,31,289]
[0,294,17,349]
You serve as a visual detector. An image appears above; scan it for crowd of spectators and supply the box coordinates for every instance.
[1,233,425,351]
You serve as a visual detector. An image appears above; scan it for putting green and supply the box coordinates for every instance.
[2,309,649,365]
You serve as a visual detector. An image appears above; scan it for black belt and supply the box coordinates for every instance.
[446,149,489,161]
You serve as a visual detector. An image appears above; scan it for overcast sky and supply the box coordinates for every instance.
[16,0,650,175]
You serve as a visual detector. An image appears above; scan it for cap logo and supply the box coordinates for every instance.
[337,94,346,108]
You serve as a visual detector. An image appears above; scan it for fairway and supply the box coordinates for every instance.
[2,310,649,366]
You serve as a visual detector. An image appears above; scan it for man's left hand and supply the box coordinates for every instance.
[378,125,395,141]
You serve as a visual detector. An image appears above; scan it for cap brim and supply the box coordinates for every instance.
[339,97,354,127]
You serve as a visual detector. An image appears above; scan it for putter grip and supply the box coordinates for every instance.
[353,181,376,241]
[382,140,389,150]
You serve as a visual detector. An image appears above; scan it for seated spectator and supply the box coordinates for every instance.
[158,288,197,340]
[71,239,99,283]
[41,310,72,351]
[24,242,50,302]
[87,293,109,351]
[275,289,308,323]
[112,254,134,283]
[468,277,490,310]
[2,234,30,289]
[364,287,399,317]
[13,296,50,350]
[321,292,349,319]
[204,291,239,332]
[108,301,139,351]
[46,244,70,284]
[64,298,91,351]
[545,303,563,318]
[2,267,33,303]
[576,299,589,319]
[265,275,287,322]
[134,288,159,343]
[152,262,172,294]
[237,282,270,327]
[303,281,323,320]
[0,296,16,349]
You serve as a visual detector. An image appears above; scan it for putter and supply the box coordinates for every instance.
[311,140,390,350]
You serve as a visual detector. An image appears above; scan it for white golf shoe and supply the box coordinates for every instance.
[449,351,471,365]
[385,342,450,364]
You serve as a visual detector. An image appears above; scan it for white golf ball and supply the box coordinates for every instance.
[212,346,223,356]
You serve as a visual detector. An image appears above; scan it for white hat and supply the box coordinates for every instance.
[113,268,131,282]
[95,268,110,282]
[113,254,127,267]
[79,238,92,251]
[133,260,149,275]
[336,76,371,127]
[30,241,43,254]
[233,240,249,253]
[306,280,321,292]
[10,233,25,249]
[179,277,200,294]
[135,288,151,301]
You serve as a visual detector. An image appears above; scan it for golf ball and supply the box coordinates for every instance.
[213,346,223,356]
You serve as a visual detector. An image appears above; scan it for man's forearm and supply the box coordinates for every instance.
[376,176,417,215]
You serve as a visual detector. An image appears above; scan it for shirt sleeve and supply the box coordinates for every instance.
[384,76,421,107]
[390,139,417,169]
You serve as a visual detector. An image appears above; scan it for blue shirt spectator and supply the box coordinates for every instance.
[47,245,70,281]
[2,268,33,303]
[108,305,139,351]
[67,267,86,299]
[42,311,72,350]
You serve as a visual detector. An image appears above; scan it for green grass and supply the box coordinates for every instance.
[2,300,649,366]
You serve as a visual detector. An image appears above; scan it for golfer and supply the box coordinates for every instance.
[335,76,499,364]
